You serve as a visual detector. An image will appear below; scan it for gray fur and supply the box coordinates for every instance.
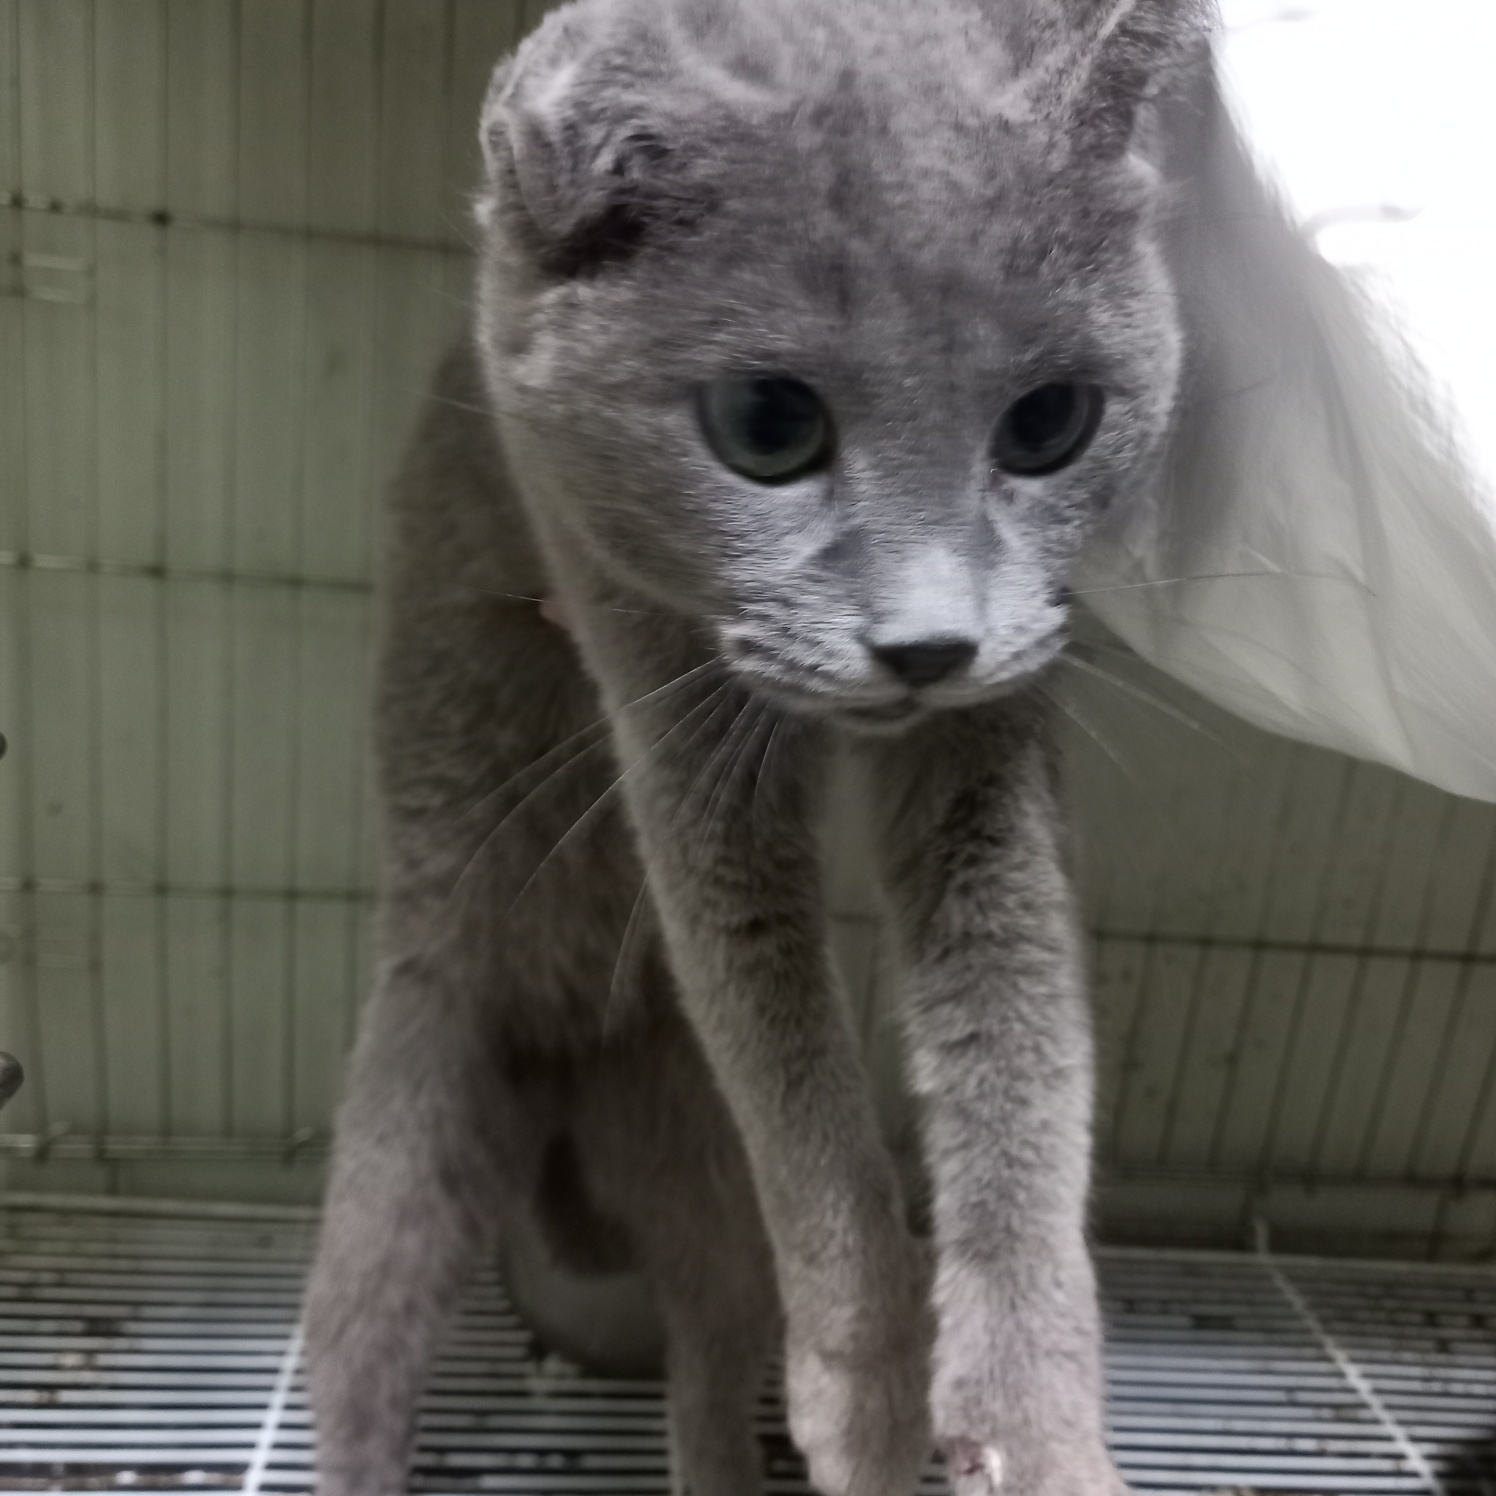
[304,2,1204,1493]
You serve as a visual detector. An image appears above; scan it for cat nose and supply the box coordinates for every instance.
[869,636,978,687]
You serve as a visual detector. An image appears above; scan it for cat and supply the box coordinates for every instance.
[302,1,1210,1493]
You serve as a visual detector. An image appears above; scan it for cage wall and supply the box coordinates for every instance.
[3,0,1496,1258]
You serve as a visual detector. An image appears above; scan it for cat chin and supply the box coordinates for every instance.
[739,677,1046,737]
[729,674,927,734]
[825,681,1038,737]
[829,701,932,737]
[832,714,933,740]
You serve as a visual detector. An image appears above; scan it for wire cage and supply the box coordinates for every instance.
[6,1195,1496,1496]
[2,1,1496,1491]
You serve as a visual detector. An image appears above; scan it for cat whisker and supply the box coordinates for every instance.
[727,705,778,838]
[445,661,720,909]
[1038,683,1142,796]
[1061,649,1254,774]
[452,581,674,616]
[429,394,495,418]
[430,286,482,317]
[442,736,611,923]
[750,710,786,839]
[1069,567,1356,597]
[498,683,732,930]
[1111,611,1398,751]
[644,699,776,1025]
[455,721,611,838]
[699,702,776,874]
[690,694,770,873]
[447,662,716,868]
[1038,681,1195,872]
[603,872,656,1040]
[1064,646,1213,735]
[1161,613,1496,778]
[471,702,717,984]
[437,208,483,254]
[603,688,741,1034]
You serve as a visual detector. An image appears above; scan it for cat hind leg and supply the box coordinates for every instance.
[577,1016,779,1496]
[304,959,525,1496]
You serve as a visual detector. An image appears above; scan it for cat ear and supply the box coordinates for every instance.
[1059,0,1207,164]
[478,6,706,276]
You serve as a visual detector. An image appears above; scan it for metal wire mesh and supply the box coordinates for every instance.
[3,1196,1495,1494]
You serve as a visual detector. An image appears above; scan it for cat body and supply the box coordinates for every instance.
[304,2,1209,1493]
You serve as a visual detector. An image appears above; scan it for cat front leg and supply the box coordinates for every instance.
[870,699,1125,1496]
[567,600,931,1496]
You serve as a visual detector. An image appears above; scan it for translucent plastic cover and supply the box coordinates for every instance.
[1077,0,1496,800]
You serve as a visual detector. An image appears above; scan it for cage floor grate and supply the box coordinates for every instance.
[1,1198,1493,1495]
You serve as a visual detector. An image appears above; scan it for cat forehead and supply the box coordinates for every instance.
[484,0,1189,305]
[719,83,1136,224]
[673,91,1154,322]
[550,0,1085,157]
[510,0,1159,218]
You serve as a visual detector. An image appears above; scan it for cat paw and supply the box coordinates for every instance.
[940,1435,1129,1496]
[785,1331,930,1496]
[930,1255,1124,1496]
[943,1438,1007,1495]
[934,1370,1128,1496]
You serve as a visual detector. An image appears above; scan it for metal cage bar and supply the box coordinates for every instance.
[4,1197,1496,1494]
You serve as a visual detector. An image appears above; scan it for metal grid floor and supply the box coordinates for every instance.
[1,1197,1493,1495]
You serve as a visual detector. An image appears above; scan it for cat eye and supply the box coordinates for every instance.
[991,382,1104,477]
[698,376,832,483]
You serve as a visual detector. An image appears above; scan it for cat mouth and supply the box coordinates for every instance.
[835,699,924,729]
[723,629,1066,730]
[730,670,925,730]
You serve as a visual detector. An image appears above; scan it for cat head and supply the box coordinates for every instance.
[475,0,1199,732]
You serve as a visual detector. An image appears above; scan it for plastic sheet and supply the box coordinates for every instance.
[1077,0,1496,801]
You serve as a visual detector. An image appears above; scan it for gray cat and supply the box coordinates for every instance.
[303,1,1213,1493]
